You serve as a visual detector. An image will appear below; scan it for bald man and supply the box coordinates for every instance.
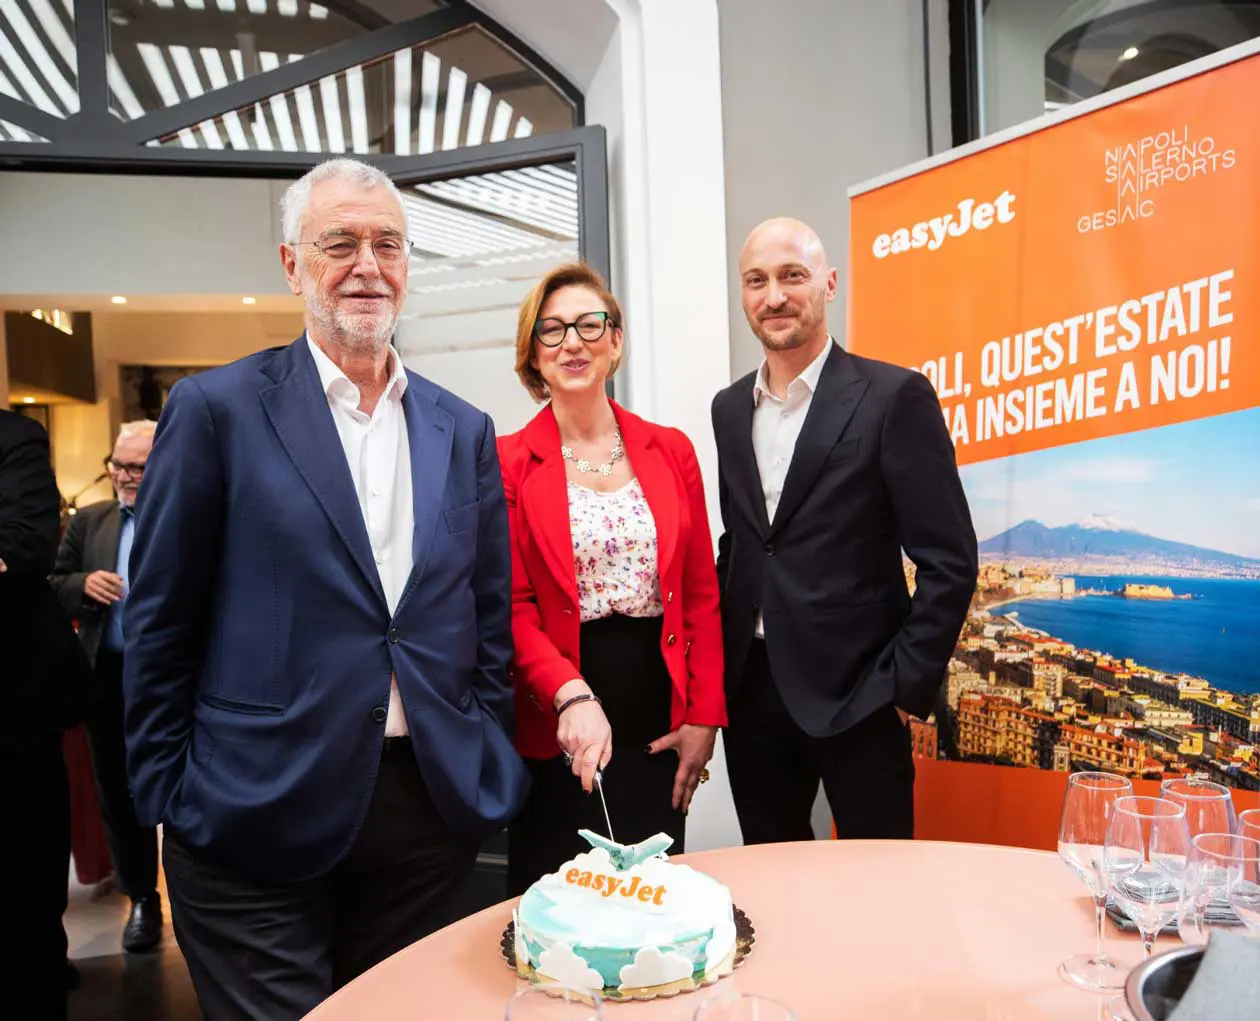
[712,218,977,843]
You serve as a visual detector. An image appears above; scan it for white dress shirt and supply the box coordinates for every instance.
[307,335,413,736]
[750,337,834,637]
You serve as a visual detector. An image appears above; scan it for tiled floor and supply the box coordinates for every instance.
[63,831,510,1020]
[65,854,201,1021]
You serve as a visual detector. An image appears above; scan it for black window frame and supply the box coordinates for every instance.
[0,0,584,172]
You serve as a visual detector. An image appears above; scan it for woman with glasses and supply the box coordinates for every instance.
[498,262,726,894]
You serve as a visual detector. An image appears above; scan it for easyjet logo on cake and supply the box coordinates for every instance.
[565,867,667,905]
[872,190,1017,259]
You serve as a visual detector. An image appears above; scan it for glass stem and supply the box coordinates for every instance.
[1094,893,1108,962]
[1140,928,1156,960]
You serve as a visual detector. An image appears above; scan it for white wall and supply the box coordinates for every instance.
[719,0,951,379]
[0,174,290,298]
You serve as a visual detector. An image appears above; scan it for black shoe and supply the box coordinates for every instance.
[122,891,163,953]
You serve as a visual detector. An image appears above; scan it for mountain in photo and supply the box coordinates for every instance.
[979,519,1260,570]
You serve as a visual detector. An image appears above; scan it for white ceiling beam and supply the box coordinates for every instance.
[441,66,466,151]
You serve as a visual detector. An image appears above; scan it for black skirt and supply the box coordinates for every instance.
[506,613,685,897]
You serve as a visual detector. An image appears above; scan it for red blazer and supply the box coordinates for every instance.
[498,401,726,761]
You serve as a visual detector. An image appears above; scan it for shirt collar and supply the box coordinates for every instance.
[306,333,408,404]
[753,336,834,406]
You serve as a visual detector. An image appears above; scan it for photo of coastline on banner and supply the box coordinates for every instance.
[849,46,1260,789]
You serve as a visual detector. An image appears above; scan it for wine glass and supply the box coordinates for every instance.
[1103,796,1190,960]
[1239,808,1260,843]
[505,983,603,1021]
[1177,832,1254,944]
[694,991,796,1021]
[1057,771,1134,990]
[1160,777,1237,837]
[1218,834,1260,934]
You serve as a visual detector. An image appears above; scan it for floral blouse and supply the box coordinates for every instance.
[568,479,664,623]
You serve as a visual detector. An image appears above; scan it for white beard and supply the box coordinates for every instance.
[305,279,400,354]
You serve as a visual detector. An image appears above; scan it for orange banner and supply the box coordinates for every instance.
[848,52,1260,466]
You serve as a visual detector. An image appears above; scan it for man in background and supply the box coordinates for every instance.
[50,420,162,953]
[0,409,96,1020]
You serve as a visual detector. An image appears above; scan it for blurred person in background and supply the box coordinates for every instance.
[50,420,162,953]
[0,409,97,1020]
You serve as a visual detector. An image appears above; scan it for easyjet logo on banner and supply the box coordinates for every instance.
[871,191,1016,259]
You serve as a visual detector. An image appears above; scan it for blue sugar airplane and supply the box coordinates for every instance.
[578,830,675,871]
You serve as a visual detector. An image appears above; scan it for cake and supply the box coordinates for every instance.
[513,830,737,1000]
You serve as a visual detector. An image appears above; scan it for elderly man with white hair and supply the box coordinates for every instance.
[51,418,163,955]
[122,157,527,1020]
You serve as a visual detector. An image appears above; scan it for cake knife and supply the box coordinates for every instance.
[565,751,615,842]
[593,770,615,843]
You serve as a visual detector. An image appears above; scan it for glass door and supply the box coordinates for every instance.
[391,152,593,434]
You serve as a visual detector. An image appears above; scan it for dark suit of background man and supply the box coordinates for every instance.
[0,410,97,1021]
[712,218,978,844]
[50,420,162,953]
[123,157,528,1021]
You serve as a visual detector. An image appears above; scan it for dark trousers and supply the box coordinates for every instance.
[0,736,69,1021]
[162,743,479,1021]
[724,638,915,844]
[507,614,685,897]
[87,650,158,899]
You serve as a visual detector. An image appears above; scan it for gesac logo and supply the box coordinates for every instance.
[1077,124,1236,233]
[871,191,1016,259]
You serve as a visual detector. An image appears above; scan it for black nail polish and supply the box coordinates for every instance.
[643,745,653,753]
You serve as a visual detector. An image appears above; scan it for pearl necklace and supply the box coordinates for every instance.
[561,429,624,476]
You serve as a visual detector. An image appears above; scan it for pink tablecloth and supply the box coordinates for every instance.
[304,839,1149,1020]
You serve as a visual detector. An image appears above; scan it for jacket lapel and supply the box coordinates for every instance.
[724,378,771,536]
[768,345,869,538]
[259,338,387,607]
[520,408,579,606]
[396,376,452,609]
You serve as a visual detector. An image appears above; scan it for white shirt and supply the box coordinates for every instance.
[750,337,833,637]
[307,335,413,736]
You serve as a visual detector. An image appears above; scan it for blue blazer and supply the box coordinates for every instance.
[123,337,528,883]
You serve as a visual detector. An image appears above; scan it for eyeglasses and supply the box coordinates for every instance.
[534,312,616,347]
[105,457,146,477]
[290,233,413,265]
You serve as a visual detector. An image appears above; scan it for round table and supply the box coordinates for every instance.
[303,840,1150,1020]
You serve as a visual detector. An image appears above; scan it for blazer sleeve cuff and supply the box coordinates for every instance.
[684,707,728,727]
[683,685,728,727]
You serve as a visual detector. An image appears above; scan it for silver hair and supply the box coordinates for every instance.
[117,419,157,444]
[279,158,407,244]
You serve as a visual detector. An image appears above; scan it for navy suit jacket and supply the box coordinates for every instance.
[123,337,528,883]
